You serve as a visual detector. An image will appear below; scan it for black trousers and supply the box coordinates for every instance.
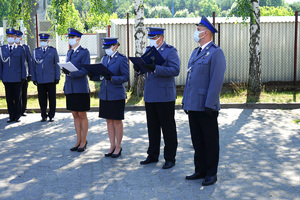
[37,83,56,119]
[145,101,178,162]
[188,111,219,177]
[4,82,22,120]
[21,79,28,114]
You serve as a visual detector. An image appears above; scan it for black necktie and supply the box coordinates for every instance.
[9,46,12,52]
[108,56,111,63]
[69,50,74,61]
[197,47,202,56]
[43,48,46,54]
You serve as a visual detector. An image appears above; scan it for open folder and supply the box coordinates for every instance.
[58,62,78,72]
[129,46,166,72]
[82,63,114,76]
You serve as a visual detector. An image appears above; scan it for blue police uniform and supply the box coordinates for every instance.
[140,27,180,166]
[0,28,26,122]
[32,33,60,121]
[15,30,33,115]
[64,28,90,111]
[182,16,226,183]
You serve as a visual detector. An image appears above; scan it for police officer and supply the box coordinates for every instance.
[31,33,60,122]
[0,28,26,122]
[182,15,226,186]
[136,27,180,169]
[15,30,32,116]
[63,28,90,152]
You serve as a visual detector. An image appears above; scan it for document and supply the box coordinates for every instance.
[82,63,114,76]
[58,62,78,72]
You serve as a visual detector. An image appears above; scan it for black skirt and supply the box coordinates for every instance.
[66,93,90,112]
[99,99,125,120]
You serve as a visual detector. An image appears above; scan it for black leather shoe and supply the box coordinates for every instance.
[105,148,115,157]
[162,161,175,169]
[77,141,88,152]
[185,173,206,180]
[202,175,217,186]
[111,148,122,158]
[40,118,47,122]
[49,118,54,122]
[140,157,158,165]
[7,119,14,123]
[15,118,21,122]
[21,113,27,116]
[70,144,80,151]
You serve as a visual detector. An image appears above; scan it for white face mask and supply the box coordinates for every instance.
[193,30,205,43]
[40,41,48,47]
[149,38,158,48]
[69,38,77,47]
[14,38,20,44]
[7,37,15,44]
[105,47,114,56]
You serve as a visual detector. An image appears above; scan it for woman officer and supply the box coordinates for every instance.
[90,37,129,158]
[62,28,90,152]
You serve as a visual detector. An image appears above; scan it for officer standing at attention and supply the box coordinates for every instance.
[0,28,26,122]
[182,15,226,186]
[62,28,90,152]
[15,30,32,117]
[31,33,60,122]
[135,27,180,169]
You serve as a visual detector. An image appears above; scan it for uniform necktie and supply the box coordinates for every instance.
[69,49,74,61]
[108,56,112,63]
[43,48,46,54]
[197,47,202,56]
[9,46,12,52]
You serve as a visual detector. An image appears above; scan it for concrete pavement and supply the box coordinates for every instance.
[0,109,299,199]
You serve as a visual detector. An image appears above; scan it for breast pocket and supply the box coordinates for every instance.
[195,59,209,74]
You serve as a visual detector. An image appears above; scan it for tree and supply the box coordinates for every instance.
[216,0,235,11]
[266,0,284,7]
[149,6,172,18]
[198,0,221,17]
[230,0,261,97]
[260,6,294,16]
[289,2,300,12]
[259,0,267,6]
[133,0,146,97]
[174,9,189,17]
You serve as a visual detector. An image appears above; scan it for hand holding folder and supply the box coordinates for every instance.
[58,62,78,72]
[82,63,114,77]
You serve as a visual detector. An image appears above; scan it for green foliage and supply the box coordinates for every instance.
[216,0,236,11]
[228,0,253,25]
[289,2,300,12]
[260,0,268,7]
[174,9,189,17]
[149,6,172,18]
[260,6,294,16]
[198,0,221,17]
[266,0,284,7]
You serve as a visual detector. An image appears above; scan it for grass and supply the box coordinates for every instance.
[0,77,299,109]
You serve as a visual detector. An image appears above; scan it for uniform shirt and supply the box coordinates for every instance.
[98,51,129,101]
[0,44,26,82]
[31,46,60,84]
[182,42,226,111]
[142,42,180,103]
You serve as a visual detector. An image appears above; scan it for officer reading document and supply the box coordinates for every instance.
[0,28,26,123]
[31,33,60,122]
[182,15,226,186]
[133,27,180,169]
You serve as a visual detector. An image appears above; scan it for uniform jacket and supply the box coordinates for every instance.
[22,44,32,77]
[0,44,26,82]
[142,42,180,102]
[64,46,90,94]
[182,42,226,111]
[98,51,129,101]
[31,46,60,84]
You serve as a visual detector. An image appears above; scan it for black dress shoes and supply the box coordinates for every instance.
[15,118,21,122]
[162,161,175,169]
[185,173,206,180]
[105,148,115,157]
[70,144,80,151]
[140,157,159,165]
[49,118,54,122]
[7,119,14,123]
[111,148,122,158]
[77,141,88,152]
[21,113,27,116]
[40,118,47,122]
[202,175,217,186]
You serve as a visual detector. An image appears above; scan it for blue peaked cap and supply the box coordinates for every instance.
[16,30,23,36]
[146,27,165,38]
[6,28,17,35]
[196,15,218,34]
[67,28,83,37]
[39,33,50,40]
[101,37,118,49]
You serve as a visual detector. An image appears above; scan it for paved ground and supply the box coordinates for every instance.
[0,109,299,200]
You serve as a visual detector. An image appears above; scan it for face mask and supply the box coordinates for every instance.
[7,37,15,44]
[149,38,158,48]
[40,41,48,47]
[14,38,20,43]
[69,38,77,47]
[105,47,114,56]
[193,30,205,43]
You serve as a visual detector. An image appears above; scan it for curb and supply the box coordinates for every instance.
[0,103,300,114]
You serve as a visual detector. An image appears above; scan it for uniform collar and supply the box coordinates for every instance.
[7,44,16,49]
[72,45,81,52]
[200,40,212,51]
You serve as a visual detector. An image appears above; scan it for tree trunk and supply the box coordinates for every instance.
[248,0,261,96]
[27,0,38,52]
[132,0,146,97]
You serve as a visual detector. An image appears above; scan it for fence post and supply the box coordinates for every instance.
[35,14,39,47]
[294,11,298,86]
[213,12,215,43]
[127,13,130,89]
[218,23,220,47]
[107,25,111,37]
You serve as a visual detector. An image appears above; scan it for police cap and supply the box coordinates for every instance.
[146,27,165,39]
[6,28,17,35]
[196,15,218,34]
[101,37,118,49]
[39,33,50,40]
[67,28,83,38]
